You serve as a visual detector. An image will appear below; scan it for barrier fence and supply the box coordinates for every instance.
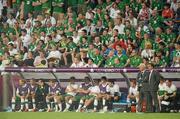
[0,67,180,111]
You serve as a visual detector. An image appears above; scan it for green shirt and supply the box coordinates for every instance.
[13,0,21,7]
[24,0,33,13]
[117,54,128,65]
[80,42,89,49]
[68,0,77,6]
[149,15,164,29]
[172,50,180,58]
[52,0,64,13]
[118,1,126,11]
[129,56,142,67]
[29,42,37,51]
[33,0,42,11]
[105,56,116,67]
[67,42,77,52]
[92,54,104,67]
[42,0,52,10]
[0,27,16,35]
[151,0,163,11]
[113,62,125,68]
[101,34,111,45]
[130,1,142,12]
[78,0,85,5]
[165,33,176,44]
[88,49,95,59]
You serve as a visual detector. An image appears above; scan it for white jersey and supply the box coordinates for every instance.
[158,83,166,91]
[129,86,138,96]
[70,62,84,68]
[88,86,100,96]
[21,34,31,48]
[107,84,120,96]
[164,84,177,94]
[66,84,79,96]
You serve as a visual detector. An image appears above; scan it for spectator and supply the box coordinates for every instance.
[24,51,34,67]
[70,56,84,68]
[34,50,48,67]
[84,58,98,68]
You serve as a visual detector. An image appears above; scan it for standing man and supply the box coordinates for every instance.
[147,62,160,112]
[136,63,149,112]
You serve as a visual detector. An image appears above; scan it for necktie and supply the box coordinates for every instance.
[149,70,152,83]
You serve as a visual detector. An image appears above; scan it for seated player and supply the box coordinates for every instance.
[127,80,138,103]
[76,77,92,112]
[11,79,29,112]
[99,76,109,112]
[161,80,177,112]
[158,78,166,111]
[46,79,62,112]
[80,80,100,112]
[27,79,37,111]
[127,80,138,112]
[104,80,120,112]
[35,79,49,112]
[64,77,79,112]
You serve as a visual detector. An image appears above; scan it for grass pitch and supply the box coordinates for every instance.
[0,112,180,119]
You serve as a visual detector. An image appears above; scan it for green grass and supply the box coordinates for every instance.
[0,112,180,119]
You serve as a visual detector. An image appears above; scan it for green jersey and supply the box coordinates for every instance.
[67,42,77,52]
[24,0,33,13]
[151,0,163,11]
[105,56,116,67]
[92,54,104,67]
[52,0,64,13]
[149,15,164,29]
[33,0,42,11]
[117,54,128,65]
[129,56,142,67]
[42,0,52,11]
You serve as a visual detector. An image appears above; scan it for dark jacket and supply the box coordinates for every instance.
[136,70,150,92]
[149,70,160,91]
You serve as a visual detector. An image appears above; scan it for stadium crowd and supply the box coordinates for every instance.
[0,0,179,68]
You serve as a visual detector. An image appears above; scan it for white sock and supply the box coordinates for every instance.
[54,99,58,110]
[25,99,29,109]
[65,99,72,110]
[103,98,106,107]
[65,103,70,110]
[46,99,51,109]
[20,98,25,110]
[78,99,84,110]
[55,103,58,111]
[94,99,98,110]
[32,99,36,109]
[11,98,15,110]
[58,103,62,111]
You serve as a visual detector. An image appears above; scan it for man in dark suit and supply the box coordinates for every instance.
[136,63,150,112]
[147,62,160,112]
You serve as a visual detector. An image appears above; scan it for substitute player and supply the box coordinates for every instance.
[63,77,79,112]
[46,79,62,112]
[76,77,92,112]
[11,79,29,112]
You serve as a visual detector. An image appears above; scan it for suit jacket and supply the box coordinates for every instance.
[136,70,150,92]
[149,70,160,91]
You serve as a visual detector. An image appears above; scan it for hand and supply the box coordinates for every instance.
[164,95,169,100]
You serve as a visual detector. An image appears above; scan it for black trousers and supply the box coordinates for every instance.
[137,89,145,112]
[145,91,160,112]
